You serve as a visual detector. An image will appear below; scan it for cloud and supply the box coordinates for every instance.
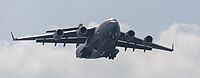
[153,23,200,78]
[88,21,99,27]
[0,23,200,78]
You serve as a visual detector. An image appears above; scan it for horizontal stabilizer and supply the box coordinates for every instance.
[46,23,83,33]
[46,27,79,33]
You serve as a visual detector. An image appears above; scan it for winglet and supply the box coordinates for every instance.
[11,32,17,41]
[171,43,174,52]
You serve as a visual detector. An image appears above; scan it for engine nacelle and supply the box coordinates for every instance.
[144,35,153,43]
[125,30,135,41]
[76,26,88,37]
[53,29,64,40]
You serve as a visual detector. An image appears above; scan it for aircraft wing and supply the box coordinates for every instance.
[11,31,77,41]
[11,27,95,46]
[118,32,174,52]
[36,37,86,47]
[116,40,152,51]
[36,37,86,44]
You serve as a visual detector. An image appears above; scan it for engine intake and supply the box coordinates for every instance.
[76,26,88,37]
[144,35,153,43]
[125,30,135,40]
[53,29,64,40]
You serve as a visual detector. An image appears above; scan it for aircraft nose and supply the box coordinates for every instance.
[108,18,118,23]
[106,18,119,30]
[107,18,120,32]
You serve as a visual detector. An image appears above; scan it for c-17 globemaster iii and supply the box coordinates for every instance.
[11,18,174,60]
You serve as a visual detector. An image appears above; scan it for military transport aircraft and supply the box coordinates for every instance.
[11,18,174,59]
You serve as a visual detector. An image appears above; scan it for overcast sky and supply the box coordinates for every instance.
[0,0,200,78]
[1,0,200,39]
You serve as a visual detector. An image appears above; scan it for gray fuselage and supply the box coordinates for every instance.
[76,18,120,59]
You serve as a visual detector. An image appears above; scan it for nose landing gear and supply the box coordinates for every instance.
[105,49,119,60]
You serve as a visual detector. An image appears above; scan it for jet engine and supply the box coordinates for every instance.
[53,29,64,40]
[76,26,88,37]
[144,35,153,43]
[125,30,135,40]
